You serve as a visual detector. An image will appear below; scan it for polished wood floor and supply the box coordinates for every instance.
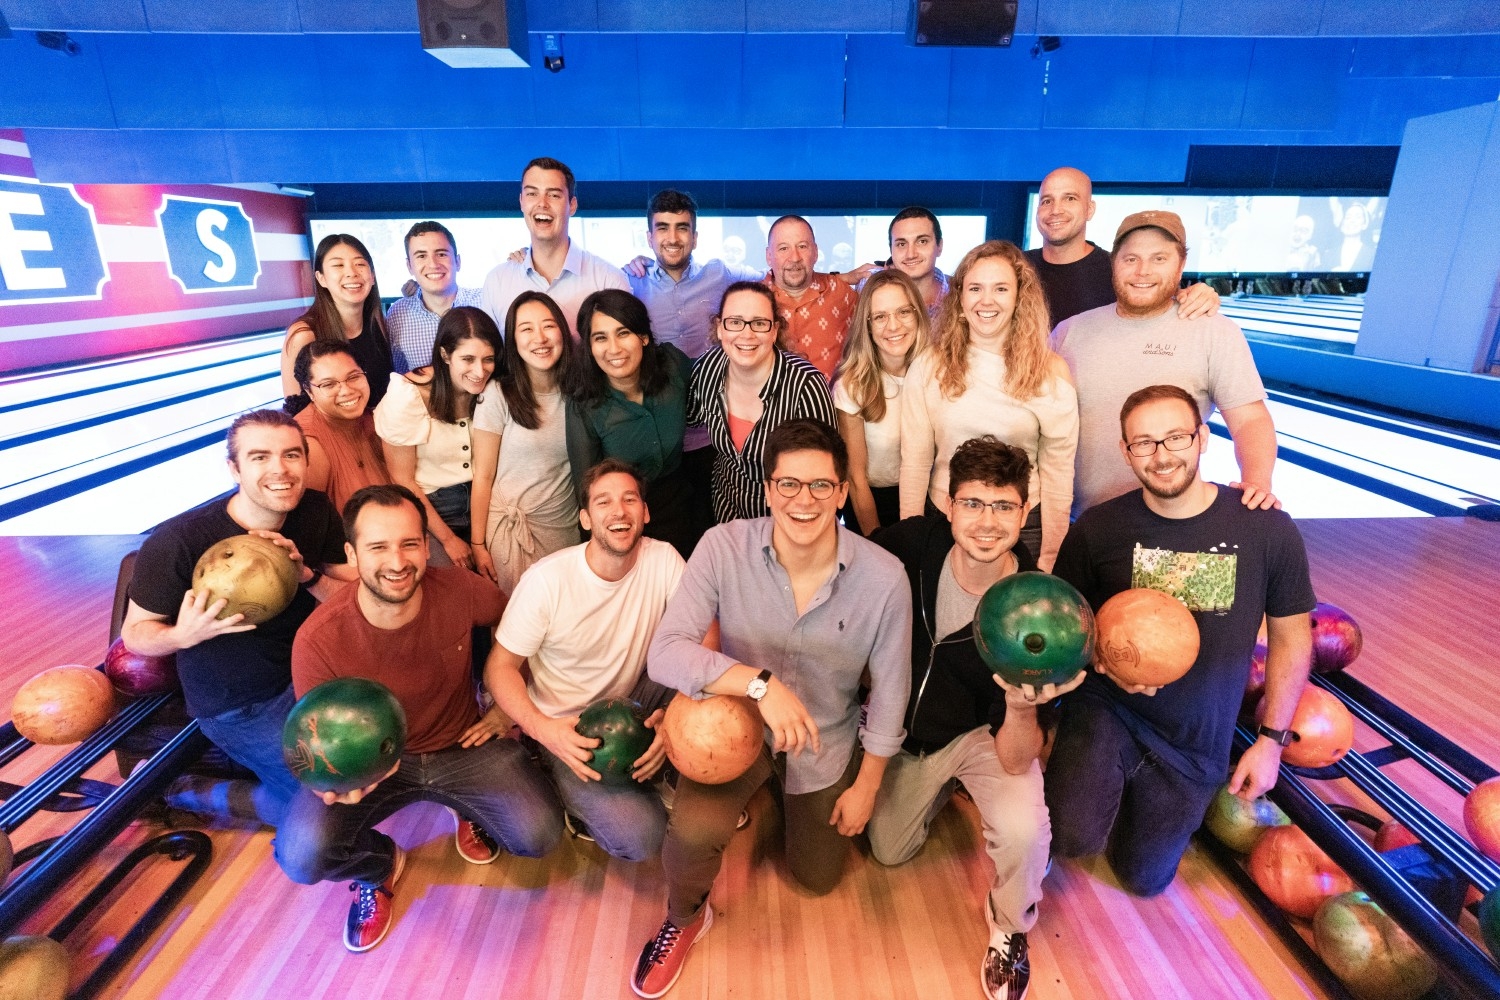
[1,517,1496,999]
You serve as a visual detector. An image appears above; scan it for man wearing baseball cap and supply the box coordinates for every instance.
[1025,167,1220,326]
[1052,210,1280,516]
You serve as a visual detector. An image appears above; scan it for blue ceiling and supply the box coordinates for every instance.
[3,1,1498,186]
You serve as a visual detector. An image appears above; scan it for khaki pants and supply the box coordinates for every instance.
[663,744,862,925]
[868,727,1050,942]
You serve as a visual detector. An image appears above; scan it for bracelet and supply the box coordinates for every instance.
[470,539,485,546]
[303,567,324,588]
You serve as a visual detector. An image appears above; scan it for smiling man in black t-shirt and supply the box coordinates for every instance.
[121,409,351,823]
[1045,384,1314,897]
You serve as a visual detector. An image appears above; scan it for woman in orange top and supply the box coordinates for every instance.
[292,341,390,514]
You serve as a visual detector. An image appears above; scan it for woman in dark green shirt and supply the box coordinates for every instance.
[568,289,701,557]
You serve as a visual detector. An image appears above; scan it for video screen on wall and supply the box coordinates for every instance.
[308,214,989,296]
[1023,194,1387,274]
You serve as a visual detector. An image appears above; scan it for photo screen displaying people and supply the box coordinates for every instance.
[309,213,989,294]
[1023,193,1387,273]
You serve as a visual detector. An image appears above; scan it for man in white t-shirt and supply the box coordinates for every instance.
[484,459,685,861]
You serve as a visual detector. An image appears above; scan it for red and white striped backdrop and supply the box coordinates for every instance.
[0,129,313,373]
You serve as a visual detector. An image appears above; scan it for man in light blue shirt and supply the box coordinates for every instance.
[479,157,628,337]
[385,221,483,373]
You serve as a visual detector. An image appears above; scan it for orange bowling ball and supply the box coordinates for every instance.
[1248,824,1355,919]
[1259,685,1355,769]
[11,665,116,745]
[1094,588,1200,687]
[661,693,763,785]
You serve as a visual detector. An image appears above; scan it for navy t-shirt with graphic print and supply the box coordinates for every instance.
[1052,485,1316,784]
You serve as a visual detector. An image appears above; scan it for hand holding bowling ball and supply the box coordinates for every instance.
[11,665,116,745]
[282,678,407,797]
[991,667,1087,708]
[973,572,1095,689]
[575,698,656,786]
[1256,685,1355,769]
[191,533,300,625]
[1203,783,1289,854]
[1094,588,1200,691]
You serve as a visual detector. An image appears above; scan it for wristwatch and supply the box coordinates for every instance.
[1257,724,1299,748]
[745,669,773,702]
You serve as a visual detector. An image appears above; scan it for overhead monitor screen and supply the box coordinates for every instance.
[1023,194,1387,273]
[309,214,989,294]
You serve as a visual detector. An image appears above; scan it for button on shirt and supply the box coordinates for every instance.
[386,286,484,374]
[766,273,859,381]
[479,242,628,337]
[647,518,912,794]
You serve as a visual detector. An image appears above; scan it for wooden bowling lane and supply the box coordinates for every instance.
[3,521,1499,998]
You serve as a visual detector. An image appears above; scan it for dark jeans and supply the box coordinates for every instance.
[426,481,472,540]
[662,744,862,924]
[194,686,302,825]
[1043,694,1219,897]
[275,735,562,887]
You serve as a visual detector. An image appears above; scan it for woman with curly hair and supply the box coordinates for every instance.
[898,241,1078,569]
[832,269,929,536]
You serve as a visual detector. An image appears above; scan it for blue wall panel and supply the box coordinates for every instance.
[740,35,846,127]
[141,0,300,33]
[1041,37,1153,129]
[0,39,116,128]
[207,34,327,129]
[844,35,950,128]
[600,1,746,32]
[1176,0,1320,37]
[946,46,1046,129]
[1037,0,1181,36]
[1142,38,1252,130]
[635,35,744,128]
[1318,0,1500,37]
[746,0,899,33]
[297,0,418,33]
[96,34,224,129]
[1240,38,1348,131]
[529,32,641,128]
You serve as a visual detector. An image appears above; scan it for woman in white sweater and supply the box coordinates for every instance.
[898,240,1078,570]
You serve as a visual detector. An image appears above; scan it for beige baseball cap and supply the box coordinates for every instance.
[1114,210,1187,249]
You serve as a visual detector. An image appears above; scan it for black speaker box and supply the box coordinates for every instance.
[909,0,1019,47]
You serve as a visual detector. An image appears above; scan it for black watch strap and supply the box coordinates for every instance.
[1257,724,1299,748]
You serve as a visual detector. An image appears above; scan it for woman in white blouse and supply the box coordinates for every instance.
[832,269,928,536]
[470,291,580,593]
[374,306,500,569]
[898,241,1078,570]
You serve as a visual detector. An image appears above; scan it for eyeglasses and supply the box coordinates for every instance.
[310,371,368,393]
[952,497,1023,515]
[870,306,918,329]
[719,316,775,333]
[770,477,841,500]
[1125,430,1198,458]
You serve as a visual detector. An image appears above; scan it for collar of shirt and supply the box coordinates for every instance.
[755,518,854,611]
[766,271,836,306]
[524,240,584,280]
[647,256,705,285]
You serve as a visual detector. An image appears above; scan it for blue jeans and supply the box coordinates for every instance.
[1043,694,1219,897]
[194,686,302,825]
[274,735,562,887]
[536,744,667,862]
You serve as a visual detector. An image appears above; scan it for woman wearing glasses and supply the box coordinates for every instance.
[281,234,393,416]
[374,306,500,569]
[292,342,390,514]
[566,289,699,557]
[899,241,1078,571]
[833,270,929,536]
[688,281,837,523]
[470,292,580,593]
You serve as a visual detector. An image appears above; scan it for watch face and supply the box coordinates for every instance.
[747,680,768,700]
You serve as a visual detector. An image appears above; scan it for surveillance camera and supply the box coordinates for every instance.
[544,55,565,73]
[542,33,563,73]
[37,30,81,56]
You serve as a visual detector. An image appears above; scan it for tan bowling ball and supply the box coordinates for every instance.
[191,534,299,624]
[0,935,69,1000]
[11,666,116,746]
[661,694,763,785]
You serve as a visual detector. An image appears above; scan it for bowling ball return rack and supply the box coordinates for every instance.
[0,687,213,1000]
[1201,671,1500,999]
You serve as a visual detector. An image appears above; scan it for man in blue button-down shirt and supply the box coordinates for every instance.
[385,221,484,373]
[629,417,912,999]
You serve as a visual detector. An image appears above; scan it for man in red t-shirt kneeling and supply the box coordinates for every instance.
[275,484,562,953]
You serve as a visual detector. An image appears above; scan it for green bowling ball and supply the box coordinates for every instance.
[282,678,407,795]
[1481,887,1500,962]
[576,698,653,786]
[973,571,1095,688]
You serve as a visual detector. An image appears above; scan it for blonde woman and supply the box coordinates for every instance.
[898,241,1078,570]
[833,269,928,536]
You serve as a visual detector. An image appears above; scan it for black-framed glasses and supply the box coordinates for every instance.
[770,477,841,500]
[719,316,775,333]
[870,305,918,329]
[310,371,368,393]
[952,497,1023,515]
[1125,430,1198,458]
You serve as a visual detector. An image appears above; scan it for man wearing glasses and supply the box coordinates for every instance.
[868,435,1083,1000]
[1045,384,1314,900]
[629,418,911,998]
[1052,210,1279,517]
